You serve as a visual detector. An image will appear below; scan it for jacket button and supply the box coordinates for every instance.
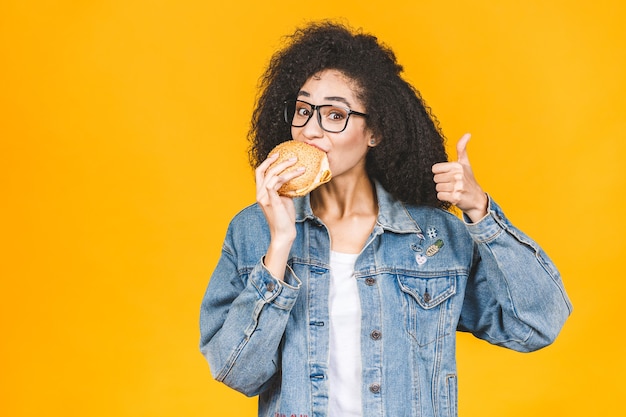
[369,383,381,394]
[365,277,376,286]
[266,282,275,292]
[370,330,382,340]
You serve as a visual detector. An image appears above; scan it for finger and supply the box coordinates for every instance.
[435,182,455,193]
[433,171,451,184]
[456,133,472,165]
[280,168,306,192]
[259,152,280,169]
[264,166,306,197]
[257,156,298,184]
[436,191,462,205]
[280,166,306,183]
[433,162,463,179]
[269,156,298,174]
[255,152,280,182]
[432,161,453,174]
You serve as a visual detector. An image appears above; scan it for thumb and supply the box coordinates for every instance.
[456,133,472,165]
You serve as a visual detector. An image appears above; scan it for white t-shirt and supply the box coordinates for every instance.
[328,250,362,417]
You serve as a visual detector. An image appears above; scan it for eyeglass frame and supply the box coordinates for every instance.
[283,99,368,133]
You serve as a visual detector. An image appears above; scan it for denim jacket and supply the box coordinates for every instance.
[199,182,572,417]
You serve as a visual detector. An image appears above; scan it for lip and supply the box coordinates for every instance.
[304,142,328,153]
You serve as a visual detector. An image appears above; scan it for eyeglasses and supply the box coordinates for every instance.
[283,99,368,133]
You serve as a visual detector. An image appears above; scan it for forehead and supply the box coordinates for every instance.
[298,69,361,102]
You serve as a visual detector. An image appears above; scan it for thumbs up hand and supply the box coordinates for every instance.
[432,133,488,223]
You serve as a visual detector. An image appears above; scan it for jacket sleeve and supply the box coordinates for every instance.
[457,196,572,352]
[199,223,301,396]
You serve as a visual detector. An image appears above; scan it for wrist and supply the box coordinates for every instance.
[264,240,294,281]
[463,192,488,223]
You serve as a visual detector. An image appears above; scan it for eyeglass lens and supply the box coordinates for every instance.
[285,100,350,133]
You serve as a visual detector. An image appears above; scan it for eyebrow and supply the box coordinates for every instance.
[297,91,352,107]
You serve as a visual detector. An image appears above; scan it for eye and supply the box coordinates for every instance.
[325,106,348,121]
[295,103,311,117]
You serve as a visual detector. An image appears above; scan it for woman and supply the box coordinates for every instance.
[199,21,572,417]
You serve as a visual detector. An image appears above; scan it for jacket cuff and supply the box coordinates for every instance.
[463,195,511,243]
[249,258,301,310]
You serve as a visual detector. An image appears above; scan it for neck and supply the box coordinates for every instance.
[310,175,377,219]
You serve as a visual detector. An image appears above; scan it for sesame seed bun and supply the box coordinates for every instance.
[268,140,332,197]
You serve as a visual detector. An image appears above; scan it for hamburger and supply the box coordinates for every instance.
[268,140,332,197]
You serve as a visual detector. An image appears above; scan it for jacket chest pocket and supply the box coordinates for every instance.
[397,272,457,347]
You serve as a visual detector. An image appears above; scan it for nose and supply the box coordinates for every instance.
[298,109,324,139]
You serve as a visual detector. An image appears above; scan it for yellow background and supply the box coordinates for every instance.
[1,1,624,416]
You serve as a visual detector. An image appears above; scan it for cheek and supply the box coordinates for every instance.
[328,142,369,171]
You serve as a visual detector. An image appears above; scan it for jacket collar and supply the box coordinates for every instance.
[294,180,422,234]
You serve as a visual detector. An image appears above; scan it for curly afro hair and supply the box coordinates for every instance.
[248,20,449,209]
